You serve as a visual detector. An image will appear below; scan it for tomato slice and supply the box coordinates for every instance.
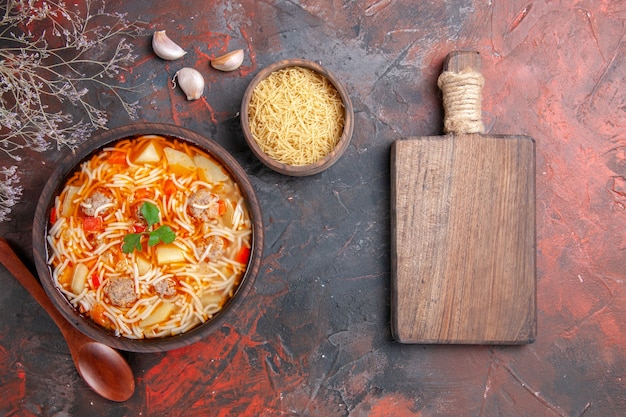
[90,303,112,329]
[91,273,101,289]
[134,188,150,200]
[108,151,127,165]
[164,179,177,197]
[234,246,251,264]
[82,216,103,232]
[218,199,227,216]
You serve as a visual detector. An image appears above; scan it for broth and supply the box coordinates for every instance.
[46,135,252,339]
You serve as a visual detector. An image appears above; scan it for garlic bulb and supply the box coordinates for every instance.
[172,68,204,100]
[211,49,244,72]
[152,30,187,60]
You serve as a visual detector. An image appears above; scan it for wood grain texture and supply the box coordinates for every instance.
[391,133,536,344]
[445,50,481,73]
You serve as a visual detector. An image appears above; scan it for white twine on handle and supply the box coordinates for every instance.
[437,68,485,134]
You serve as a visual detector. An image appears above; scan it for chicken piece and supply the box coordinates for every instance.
[81,190,113,217]
[131,203,148,231]
[197,235,225,262]
[188,189,220,222]
[104,277,137,308]
[153,278,177,298]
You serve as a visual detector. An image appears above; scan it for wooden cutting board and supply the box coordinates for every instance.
[390,51,536,344]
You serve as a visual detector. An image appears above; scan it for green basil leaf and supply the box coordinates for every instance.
[140,201,160,228]
[149,225,176,246]
[124,203,176,253]
[122,233,143,253]
[147,231,161,247]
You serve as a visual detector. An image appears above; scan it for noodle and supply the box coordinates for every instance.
[47,135,253,339]
[248,66,345,166]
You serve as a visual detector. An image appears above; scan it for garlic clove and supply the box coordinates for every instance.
[172,67,204,100]
[152,30,187,60]
[211,49,244,72]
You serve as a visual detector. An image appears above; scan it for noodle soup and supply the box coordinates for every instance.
[46,135,252,339]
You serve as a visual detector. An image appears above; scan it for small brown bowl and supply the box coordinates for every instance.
[32,123,263,352]
[240,59,354,176]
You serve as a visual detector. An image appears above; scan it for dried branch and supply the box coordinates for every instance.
[0,0,147,222]
[0,166,22,222]
[0,0,146,160]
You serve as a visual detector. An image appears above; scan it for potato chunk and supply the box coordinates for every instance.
[133,139,162,164]
[139,301,174,327]
[61,185,80,217]
[156,244,186,265]
[70,263,89,295]
[136,254,152,276]
[200,291,223,307]
[194,154,228,183]
[163,147,195,176]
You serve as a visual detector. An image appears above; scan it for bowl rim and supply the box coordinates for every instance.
[32,122,264,352]
[240,58,354,176]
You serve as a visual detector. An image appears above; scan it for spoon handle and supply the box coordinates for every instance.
[0,238,77,337]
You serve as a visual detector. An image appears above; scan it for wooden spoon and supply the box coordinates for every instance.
[0,238,135,402]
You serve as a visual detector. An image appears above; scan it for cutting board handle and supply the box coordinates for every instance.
[438,51,485,134]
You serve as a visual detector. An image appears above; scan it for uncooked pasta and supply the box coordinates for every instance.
[248,66,345,166]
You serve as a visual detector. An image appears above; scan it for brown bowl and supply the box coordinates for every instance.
[240,59,354,176]
[32,123,263,352]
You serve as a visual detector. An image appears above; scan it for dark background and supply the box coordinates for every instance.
[1,1,625,416]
